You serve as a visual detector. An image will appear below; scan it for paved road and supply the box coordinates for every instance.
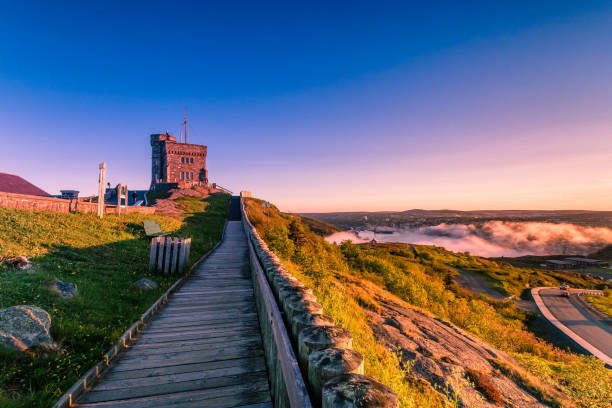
[538,288,612,361]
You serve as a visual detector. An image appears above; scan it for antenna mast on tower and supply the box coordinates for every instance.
[184,108,188,144]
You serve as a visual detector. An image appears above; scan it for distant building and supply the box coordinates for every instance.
[60,190,79,200]
[150,132,208,190]
[545,260,577,269]
[0,172,49,196]
[564,257,609,268]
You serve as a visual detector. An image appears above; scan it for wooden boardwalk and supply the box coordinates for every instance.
[76,220,272,407]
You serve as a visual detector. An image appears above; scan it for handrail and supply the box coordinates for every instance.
[214,184,233,195]
[240,197,312,408]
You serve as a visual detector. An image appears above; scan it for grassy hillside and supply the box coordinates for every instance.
[586,289,612,317]
[245,198,612,408]
[295,215,342,236]
[0,193,230,408]
[591,244,612,261]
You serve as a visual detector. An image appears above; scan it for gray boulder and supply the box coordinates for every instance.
[0,305,54,351]
[135,278,159,290]
[53,279,78,299]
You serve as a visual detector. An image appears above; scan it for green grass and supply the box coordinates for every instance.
[295,215,342,236]
[244,197,612,408]
[586,289,612,317]
[144,190,170,205]
[0,193,230,408]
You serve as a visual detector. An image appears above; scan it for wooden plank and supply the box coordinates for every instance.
[143,391,271,408]
[118,345,264,365]
[108,347,265,372]
[102,356,267,381]
[94,360,267,391]
[81,370,269,402]
[126,337,262,356]
[131,326,261,344]
[150,302,255,314]
[77,382,270,408]
[154,308,258,320]
[173,288,254,296]
[165,295,255,305]
[144,315,258,329]
[130,329,261,346]
[143,319,258,334]
[149,312,259,326]
[130,336,260,351]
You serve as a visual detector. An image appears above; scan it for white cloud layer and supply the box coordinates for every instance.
[325,221,612,257]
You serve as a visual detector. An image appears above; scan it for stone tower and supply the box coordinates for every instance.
[150,132,208,190]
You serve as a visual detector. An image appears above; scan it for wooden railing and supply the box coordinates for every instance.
[240,198,312,408]
[212,183,233,195]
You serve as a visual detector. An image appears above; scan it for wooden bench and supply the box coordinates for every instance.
[143,220,169,237]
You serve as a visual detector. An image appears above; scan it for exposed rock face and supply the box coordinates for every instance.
[135,278,159,290]
[0,305,54,351]
[367,300,548,408]
[322,373,399,408]
[152,186,218,215]
[53,279,78,299]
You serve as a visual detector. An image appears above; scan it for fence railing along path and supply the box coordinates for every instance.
[74,221,272,407]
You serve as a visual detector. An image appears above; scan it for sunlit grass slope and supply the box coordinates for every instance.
[244,197,612,408]
[0,193,230,408]
[586,289,612,317]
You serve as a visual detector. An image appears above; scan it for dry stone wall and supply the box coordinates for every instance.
[241,199,398,408]
[0,192,155,215]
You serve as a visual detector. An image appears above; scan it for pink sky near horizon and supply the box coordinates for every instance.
[2,3,611,213]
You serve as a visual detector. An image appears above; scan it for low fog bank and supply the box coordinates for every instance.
[325,221,612,257]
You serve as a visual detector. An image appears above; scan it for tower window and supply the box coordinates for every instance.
[190,158,194,163]
[181,157,184,163]
[180,172,184,179]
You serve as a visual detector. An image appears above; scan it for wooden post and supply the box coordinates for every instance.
[149,237,159,272]
[173,238,181,273]
[116,184,122,215]
[184,238,191,266]
[178,238,187,272]
[157,237,166,272]
[168,238,176,274]
[163,237,172,274]
[97,162,106,218]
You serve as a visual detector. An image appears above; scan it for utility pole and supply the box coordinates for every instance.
[184,108,188,144]
[97,162,106,218]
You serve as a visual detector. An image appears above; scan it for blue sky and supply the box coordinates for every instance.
[2,1,611,211]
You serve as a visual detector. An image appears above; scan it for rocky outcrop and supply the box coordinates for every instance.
[367,300,551,407]
[0,305,54,352]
